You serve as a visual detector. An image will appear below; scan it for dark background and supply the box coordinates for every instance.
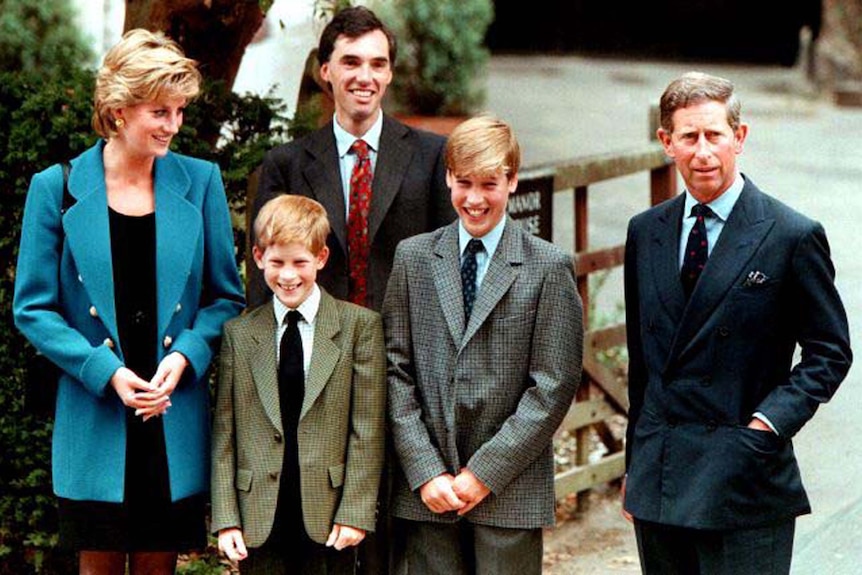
[486,0,822,66]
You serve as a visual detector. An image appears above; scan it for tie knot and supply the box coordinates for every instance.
[351,139,369,159]
[691,203,714,219]
[465,238,484,255]
[286,310,303,328]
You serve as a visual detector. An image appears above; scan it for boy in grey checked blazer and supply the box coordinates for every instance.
[383,116,584,574]
[212,196,387,574]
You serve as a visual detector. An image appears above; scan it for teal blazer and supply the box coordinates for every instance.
[13,141,245,503]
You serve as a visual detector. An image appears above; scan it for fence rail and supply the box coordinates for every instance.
[519,142,677,503]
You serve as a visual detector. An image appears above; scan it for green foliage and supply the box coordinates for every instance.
[0,68,289,575]
[313,0,355,21]
[177,543,234,575]
[174,80,290,265]
[382,0,494,116]
[0,0,94,74]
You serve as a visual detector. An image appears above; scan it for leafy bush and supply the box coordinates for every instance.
[0,68,289,575]
[381,0,494,116]
[0,0,93,74]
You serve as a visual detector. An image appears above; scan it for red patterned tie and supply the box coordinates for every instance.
[347,139,372,306]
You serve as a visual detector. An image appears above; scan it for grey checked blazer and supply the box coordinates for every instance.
[211,289,387,546]
[383,218,584,529]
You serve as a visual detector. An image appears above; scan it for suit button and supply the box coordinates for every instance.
[89,305,98,317]
[77,274,83,283]
[718,326,730,337]
[701,376,712,387]
[274,433,283,443]
[163,335,173,348]
[269,471,279,481]
[103,338,114,349]
[706,422,717,432]
[667,418,677,428]
[175,303,182,313]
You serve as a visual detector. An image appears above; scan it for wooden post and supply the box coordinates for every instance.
[649,105,678,205]
[574,184,591,512]
[650,164,678,206]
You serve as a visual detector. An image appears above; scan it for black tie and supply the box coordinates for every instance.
[274,309,304,544]
[461,239,484,320]
[681,203,714,297]
[279,310,304,390]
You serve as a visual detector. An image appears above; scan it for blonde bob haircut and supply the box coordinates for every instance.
[93,28,201,139]
[445,115,521,179]
[254,195,331,256]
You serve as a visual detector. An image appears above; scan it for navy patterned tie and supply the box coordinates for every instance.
[461,239,484,320]
[681,203,714,297]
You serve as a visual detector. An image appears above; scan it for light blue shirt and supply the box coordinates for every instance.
[333,112,384,219]
[459,216,507,291]
[678,173,745,269]
[273,283,321,376]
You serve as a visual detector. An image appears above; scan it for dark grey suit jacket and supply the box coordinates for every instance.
[252,115,454,311]
[624,176,852,530]
[383,218,584,529]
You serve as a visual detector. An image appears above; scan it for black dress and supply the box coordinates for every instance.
[58,208,205,552]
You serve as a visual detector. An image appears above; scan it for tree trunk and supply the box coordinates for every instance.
[818,0,862,81]
[124,0,264,90]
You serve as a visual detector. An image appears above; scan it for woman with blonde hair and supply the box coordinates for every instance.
[13,29,244,574]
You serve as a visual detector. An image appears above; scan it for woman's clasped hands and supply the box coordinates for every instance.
[110,352,189,421]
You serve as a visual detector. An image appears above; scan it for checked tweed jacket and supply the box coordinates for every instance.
[211,289,387,546]
[383,218,585,529]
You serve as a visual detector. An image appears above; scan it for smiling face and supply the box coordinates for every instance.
[320,29,392,137]
[658,100,748,203]
[254,241,329,310]
[114,96,186,160]
[447,170,518,238]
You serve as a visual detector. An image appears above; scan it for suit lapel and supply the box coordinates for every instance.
[64,143,120,347]
[153,154,199,339]
[303,124,348,253]
[669,182,775,363]
[462,219,521,347]
[648,194,687,325]
[249,303,283,432]
[368,116,413,245]
[301,290,342,421]
[432,223,467,345]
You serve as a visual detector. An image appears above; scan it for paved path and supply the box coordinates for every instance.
[483,54,862,574]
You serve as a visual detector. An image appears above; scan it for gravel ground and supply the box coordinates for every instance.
[543,487,639,575]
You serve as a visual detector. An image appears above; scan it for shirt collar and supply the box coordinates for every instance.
[273,283,321,326]
[684,172,745,222]
[459,215,507,259]
[333,111,383,159]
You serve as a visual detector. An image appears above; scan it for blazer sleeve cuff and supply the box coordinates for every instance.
[79,345,123,397]
[171,329,212,380]
[404,456,449,492]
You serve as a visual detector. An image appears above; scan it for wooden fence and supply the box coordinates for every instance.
[517,143,677,502]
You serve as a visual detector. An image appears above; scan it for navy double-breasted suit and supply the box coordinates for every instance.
[14,141,245,503]
[624,177,852,529]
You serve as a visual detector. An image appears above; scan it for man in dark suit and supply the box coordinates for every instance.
[251,7,453,573]
[251,6,454,312]
[623,71,852,574]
